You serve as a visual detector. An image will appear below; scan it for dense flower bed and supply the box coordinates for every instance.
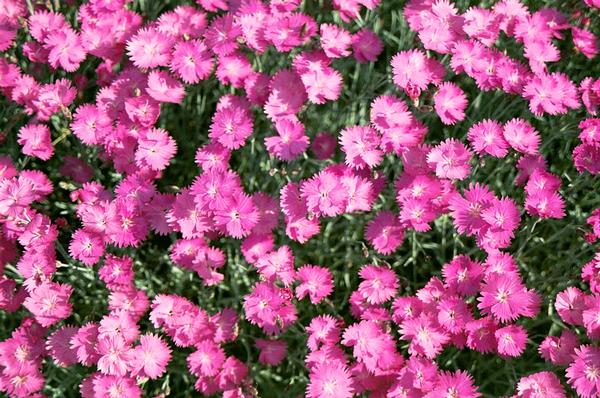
[0,0,599,396]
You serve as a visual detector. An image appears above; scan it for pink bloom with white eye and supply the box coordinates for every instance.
[495,324,527,357]
[300,170,347,217]
[44,28,87,72]
[467,119,509,158]
[371,95,427,152]
[243,282,297,335]
[429,370,481,398]
[437,296,474,333]
[23,281,73,327]
[306,315,341,351]
[539,329,578,366]
[264,69,307,121]
[213,192,259,239]
[339,125,383,170]
[525,191,565,219]
[400,313,450,359]
[124,95,160,128]
[129,334,171,379]
[91,374,140,398]
[502,118,541,155]
[442,255,484,297]
[427,138,473,180]
[204,14,241,56]
[351,29,383,63]
[522,72,580,116]
[301,67,343,104]
[255,339,287,366]
[358,265,399,305]
[295,265,333,304]
[255,245,296,286]
[170,39,214,84]
[365,211,405,255]
[146,70,185,104]
[265,118,309,161]
[478,274,536,322]
[209,105,253,150]
[400,198,437,232]
[135,128,177,171]
[465,316,498,354]
[517,371,567,398]
[566,345,600,398]
[555,287,586,326]
[463,7,500,47]
[391,49,445,98]
[195,142,230,172]
[434,82,468,125]
[98,254,135,290]
[69,229,105,266]
[126,27,173,69]
[215,52,254,89]
[71,104,112,145]
[524,40,560,75]
[320,23,351,58]
[307,361,354,398]
[17,124,54,160]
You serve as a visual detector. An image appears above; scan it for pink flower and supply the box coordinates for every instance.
[478,274,536,322]
[170,39,214,84]
[339,125,383,169]
[522,72,580,116]
[126,27,173,69]
[146,70,185,104]
[467,119,509,158]
[358,264,399,304]
[135,128,177,171]
[307,362,354,398]
[391,49,445,98]
[365,211,404,255]
[427,138,473,180]
[47,326,79,367]
[187,339,226,377]
[129,334,171,379]
[434,82,468,125]
[71,104,112,145]
[255,339,287,366]
[442,255,484,296]
[539,329,578,366]
[300,170,347,217]
[503,118,541,155]
[243,282,297,335]
[295,265,333,304]
[495,324,527,357]
[555,287,586,326]
[24,281,72,327]
[430,370,481,398]
[400,313,450,358]
[573,27,598,59]
[566,345,600,398]
[213,192,259,238]
[44,28,86,72]
[255,245,296,286]
[351,29,383,63]
[17,124,54,160]
[69,229,105,266]
[320,23,351,58]
[209,105,253,150]
[517,371,567,398]
[265,119,309,161]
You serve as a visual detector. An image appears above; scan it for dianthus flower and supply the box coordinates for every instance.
[23,281,73,327]
[427,138,473,180]
[434,82,468,125]
[295,265,333,304]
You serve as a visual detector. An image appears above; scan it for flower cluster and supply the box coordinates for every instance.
[0,0,598,396]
